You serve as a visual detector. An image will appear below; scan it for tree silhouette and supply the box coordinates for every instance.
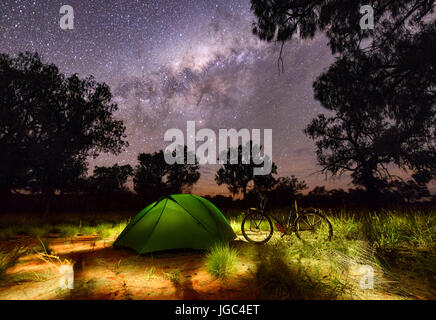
[0,52,128,212]
[250,175,307,206]
[270,175,307,197]
[304,29,435,204]
[251,1,435,204]
[133,147,200,201]
[215,141,276,199]
[251,1,435,56]
[390,180,430,203]
[252,163,278,192]
[88,164,133,196]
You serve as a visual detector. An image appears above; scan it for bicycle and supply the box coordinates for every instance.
[241,196,333,244]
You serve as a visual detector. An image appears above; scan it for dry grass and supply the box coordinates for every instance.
[0,208,435,299]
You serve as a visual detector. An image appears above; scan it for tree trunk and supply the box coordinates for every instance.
[364,182,381,212]
[359,164,382,212]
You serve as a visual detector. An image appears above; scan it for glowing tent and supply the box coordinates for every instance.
[113,194,236,254]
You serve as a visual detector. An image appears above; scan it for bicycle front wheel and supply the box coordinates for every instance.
[294,211,333,243]
[241,213,273,244]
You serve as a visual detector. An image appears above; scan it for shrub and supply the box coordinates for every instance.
[205,243,238,279]
[57,224,79,238]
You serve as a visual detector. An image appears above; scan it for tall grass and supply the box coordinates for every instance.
[228,216,243,235]
[205,243,239,279]
[326,210,435,250]
[0,246,25,280]
[248,208,436,299]
[251,242,348,299]
[0,216,129,241]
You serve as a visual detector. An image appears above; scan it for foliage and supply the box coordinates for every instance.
[0,208,435,299]
[133,146,200,200]
[250,1,436,201]
[88,164,133,196]
[205,243,239,279]
[389,180,430,203]
[251,0,434,55]
[0,246,25,280]
[250,175,308,206]
[0,52,128,206]
[215,141,277,199]
[305,42,435,199]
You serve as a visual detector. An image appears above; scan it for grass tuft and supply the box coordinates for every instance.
[205,243,239,279]
[0,246,26,280]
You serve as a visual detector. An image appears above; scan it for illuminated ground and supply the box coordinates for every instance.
[1,232,434,300]
[0,234,258,300]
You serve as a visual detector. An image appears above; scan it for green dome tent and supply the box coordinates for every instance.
[113,194,236,254]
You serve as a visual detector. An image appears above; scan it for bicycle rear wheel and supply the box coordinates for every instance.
[294,211,333,243]
[241,213,273,244]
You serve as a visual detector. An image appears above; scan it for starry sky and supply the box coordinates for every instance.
[1,0,355,196]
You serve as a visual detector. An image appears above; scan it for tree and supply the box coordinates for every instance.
[54,158,90,195]
[304,29,435,203]
[215,141,276,199]
[0,52,128,212]
[133,147,200,201]
[390,180,430,203]
[251,1,435,56]
[271,176,307,196]
[305,186,350,208]
[253,163,278,191]
[251,1,436,204]
[88,164,133,196]
[261,175,307,206]
[308,186,330,199]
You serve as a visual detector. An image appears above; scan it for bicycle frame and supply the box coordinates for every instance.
[249,199,300,234]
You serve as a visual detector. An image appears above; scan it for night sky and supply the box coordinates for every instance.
[1,0,351,195]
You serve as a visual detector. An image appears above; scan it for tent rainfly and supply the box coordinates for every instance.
[113,194,236,254]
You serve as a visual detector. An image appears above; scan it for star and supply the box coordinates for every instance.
[1,0,344,195]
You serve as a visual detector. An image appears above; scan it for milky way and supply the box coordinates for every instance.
[1,0,349,195]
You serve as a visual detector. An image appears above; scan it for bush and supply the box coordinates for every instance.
[57,224,79,237]
[205,243,239,279]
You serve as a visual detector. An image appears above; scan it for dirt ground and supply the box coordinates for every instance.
[0,235,259,300]
[0,235,434,300]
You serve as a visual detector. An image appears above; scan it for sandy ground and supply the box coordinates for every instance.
[0,235,434,300]
[0,235,257,300]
